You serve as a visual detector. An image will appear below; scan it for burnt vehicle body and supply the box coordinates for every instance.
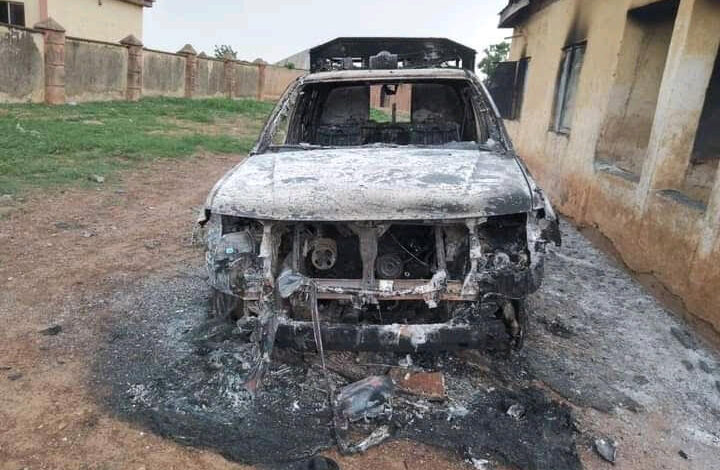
[199,38,560,357]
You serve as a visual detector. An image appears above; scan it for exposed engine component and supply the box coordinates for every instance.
[492,251,511,269]
[378,226,434,279]
[309,237,338,271]
[376,253,404,279]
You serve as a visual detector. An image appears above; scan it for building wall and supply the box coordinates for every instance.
[275,49,310,71]
[16,0,144,43]
[502,0,720,332]
[22,0,41,27]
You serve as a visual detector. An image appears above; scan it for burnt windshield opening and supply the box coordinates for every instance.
[276,79,487,148]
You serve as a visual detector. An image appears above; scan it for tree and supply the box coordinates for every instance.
[213,44,238,60]
[477,41,510,82]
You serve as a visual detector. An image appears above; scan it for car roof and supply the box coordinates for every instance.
[302,68,473,84]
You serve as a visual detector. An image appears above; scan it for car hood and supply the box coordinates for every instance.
[207,147,532,221]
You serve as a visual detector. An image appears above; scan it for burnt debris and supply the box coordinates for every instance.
[92,271,581,468]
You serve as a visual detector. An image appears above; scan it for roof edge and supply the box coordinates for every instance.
[119,0,155,7]
[498,0,531,28]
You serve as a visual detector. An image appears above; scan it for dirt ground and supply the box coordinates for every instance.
[1,151,719,469]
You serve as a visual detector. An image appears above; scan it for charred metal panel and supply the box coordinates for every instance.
[411,83,464,124]
[208,148,533,221]
[320,86,370,124]
[310,37,476,72]
[303,68,473,83]
[274,319,509,352]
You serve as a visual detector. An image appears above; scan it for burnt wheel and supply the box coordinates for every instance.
[211,288,244,322]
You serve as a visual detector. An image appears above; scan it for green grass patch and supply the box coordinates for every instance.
[0,97,275,195]
[369,107,392,123]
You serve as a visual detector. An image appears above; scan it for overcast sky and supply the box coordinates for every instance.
[144,0,511,64]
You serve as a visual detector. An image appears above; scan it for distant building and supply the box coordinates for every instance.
[0,0,153,42]
[276,48,310,71]
[492,0,720,331]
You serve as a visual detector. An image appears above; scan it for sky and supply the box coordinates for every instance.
[143,0,512,64]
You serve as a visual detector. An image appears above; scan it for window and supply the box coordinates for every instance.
[0,1,25,27]
[371,84,411,123]
[275,80,483,147]
[551,43,586,133]
[486,57,530,120]
[594,2,677,177]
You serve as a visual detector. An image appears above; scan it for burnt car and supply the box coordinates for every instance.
[199,38,560,363]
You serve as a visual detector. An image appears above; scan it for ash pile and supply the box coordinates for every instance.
[93,271,581,469]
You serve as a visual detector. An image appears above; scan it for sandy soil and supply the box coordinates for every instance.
[1,151,719,469]
[0,154,469,470]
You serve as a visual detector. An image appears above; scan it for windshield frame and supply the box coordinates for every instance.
[251,71,511,155]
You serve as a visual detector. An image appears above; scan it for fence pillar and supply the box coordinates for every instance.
[223,58,235,99]
[256,62,267,101]
[178,44,198,98]
[34,18,65,105]
[120,35,143,101]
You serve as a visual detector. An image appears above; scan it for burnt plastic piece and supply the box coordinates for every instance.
[335,375,394,422]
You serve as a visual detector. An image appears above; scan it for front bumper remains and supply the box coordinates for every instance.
[274,318,509,352]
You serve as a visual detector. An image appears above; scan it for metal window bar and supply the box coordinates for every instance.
[0,1,25,27]
[553,43,586,133]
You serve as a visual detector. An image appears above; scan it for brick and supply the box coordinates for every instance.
[389,368,446,401]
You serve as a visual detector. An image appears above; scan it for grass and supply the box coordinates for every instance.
[369,107,392,123]
[369,107,411,123]
[0,97,275,195]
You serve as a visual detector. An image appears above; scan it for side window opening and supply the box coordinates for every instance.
[551,43,586,133]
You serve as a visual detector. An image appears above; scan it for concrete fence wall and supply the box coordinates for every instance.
[0,18,306,105]
[233,63,261,98]
[196,57,225,98]
[65,38,127,102]
[0,25,45,103]
[142,49,186,97]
